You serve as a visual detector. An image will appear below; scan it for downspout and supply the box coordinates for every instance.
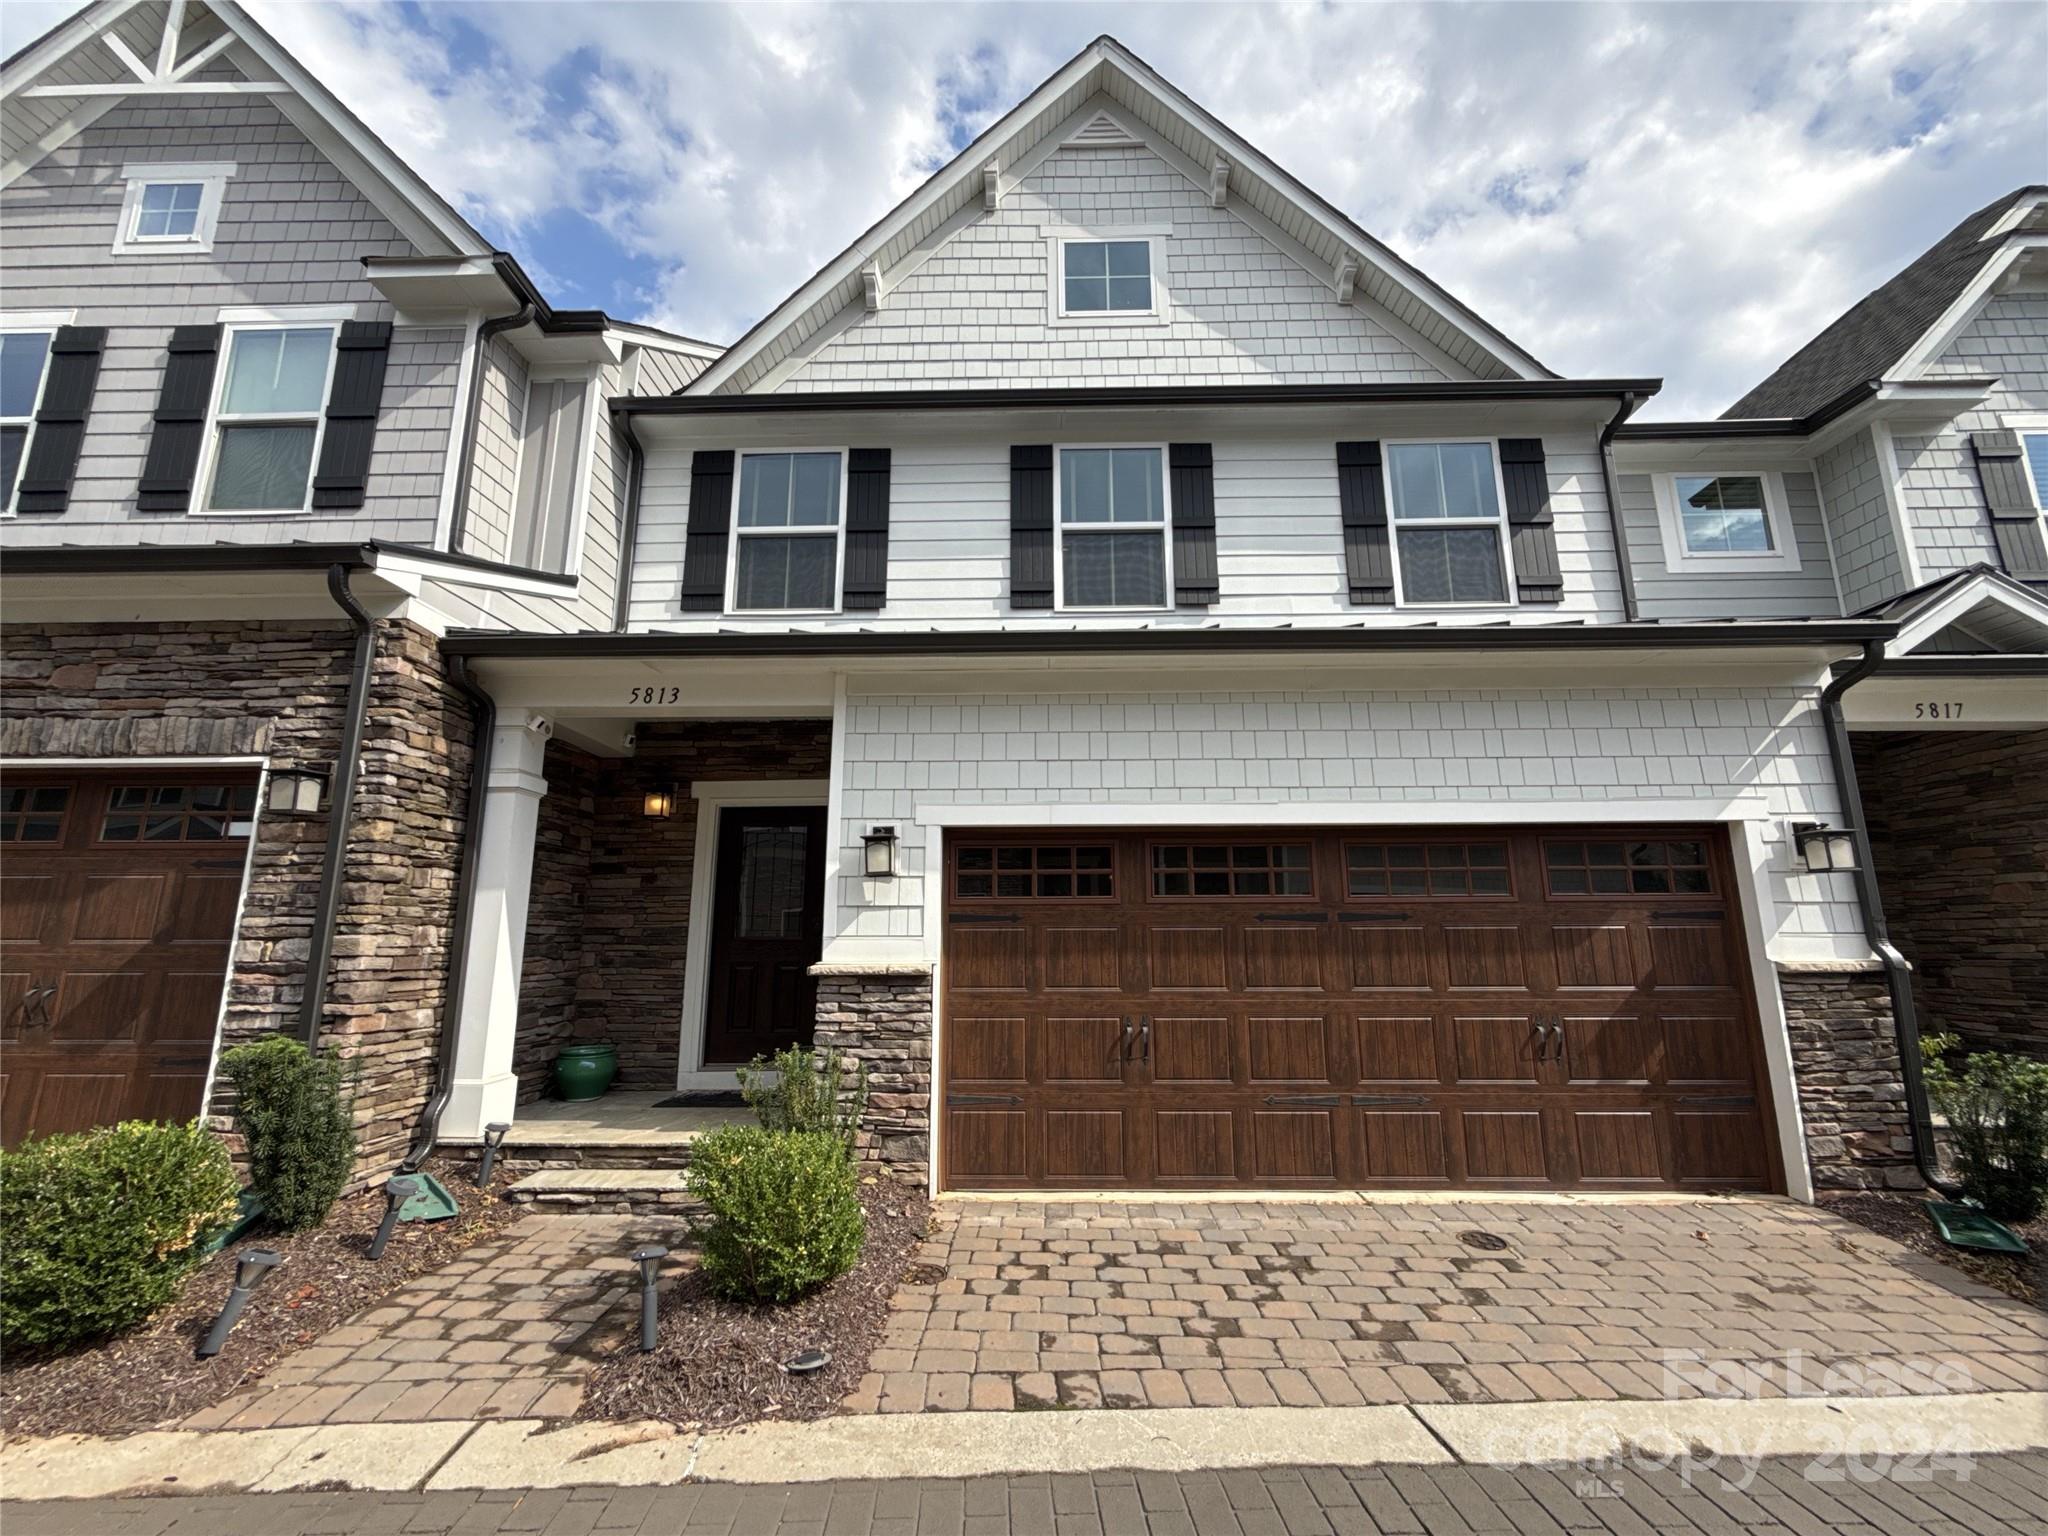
[401,654,497,1171]
[612,413,646,632]
[1597,391,1643,622]
[299,563,377,1044]
[447,303,536,556]
[1816,638,1958,1195]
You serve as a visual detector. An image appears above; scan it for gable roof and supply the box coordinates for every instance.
[1858,564,2048,655]
[688,35,1554,396]
[1721,185,2048,422]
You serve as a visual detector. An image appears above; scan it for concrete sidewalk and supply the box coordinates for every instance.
[4,1391,2044,1498]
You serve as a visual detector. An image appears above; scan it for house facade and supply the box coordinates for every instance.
[4,12,2043,1200]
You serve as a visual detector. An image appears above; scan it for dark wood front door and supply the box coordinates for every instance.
[1,770,257,1146]
[939,826,1779,1193]
[700,806,826,1067]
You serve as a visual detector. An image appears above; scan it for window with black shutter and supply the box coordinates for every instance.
[309,321,392,512]
[1973,430,2048,583]
[677,449,735,611]
[842,447,892,610]
[1336,440,1394,605]
[136,324,222,512]
[1009,444,1054,609]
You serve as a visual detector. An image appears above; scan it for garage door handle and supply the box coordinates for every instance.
[21,987,55,1028]
[1138,1015,1151,1063]
[1339,912,1411,922]
[1264,1093,1341,1106]
[949,912,1021,924]
[1256,911,1328,923]
[947,1093,1022,1106]
[1352,1094,1431,1106]
[1652,909,1725,920]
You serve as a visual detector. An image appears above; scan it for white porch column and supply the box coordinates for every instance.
[442,710,552,1139]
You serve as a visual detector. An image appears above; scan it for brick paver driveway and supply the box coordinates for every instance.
[849,1196,2048,1413]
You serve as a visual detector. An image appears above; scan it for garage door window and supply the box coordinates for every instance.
[956,844,1113,899]
[1346,841,1510,897]
[1151,843,1312,898]
[1545,838,1711,896]
[100,783,258,843]
[1,786,69,842]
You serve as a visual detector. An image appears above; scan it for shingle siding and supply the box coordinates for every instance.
[1616,471,1841,618]
[832,682,1865,957]
[780,143,1453,392]
[1814,429,1907,612]
[456,334,529,564]
[630,429,1620,628]
[0,93,457,548]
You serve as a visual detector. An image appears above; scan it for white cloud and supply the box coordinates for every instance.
[17,2,2043,416]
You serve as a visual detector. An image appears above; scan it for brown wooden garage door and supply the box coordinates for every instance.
[1,770,257,1146]
[939,826,1779,1192]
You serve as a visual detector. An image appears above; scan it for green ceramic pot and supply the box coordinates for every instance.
[553,1043,618,1102]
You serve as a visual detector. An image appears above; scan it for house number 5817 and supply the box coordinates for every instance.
[1913,701,1964,720]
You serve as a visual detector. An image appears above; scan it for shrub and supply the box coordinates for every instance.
[685,1125,865,1304]
[737,1044,869,1156]
[1922,1032,2048,1223]
[0,1120,240,1351]
[218,1034,358,1231]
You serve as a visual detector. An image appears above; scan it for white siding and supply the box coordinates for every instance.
[1616,471,1841,619]
[781,142,1452,392]
[831,681,1865,959]
[629,428,1623,629]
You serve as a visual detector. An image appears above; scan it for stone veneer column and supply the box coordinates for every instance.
[1779,965,1920,1190]
[811,965,934,1177]
[443,711,553,1140]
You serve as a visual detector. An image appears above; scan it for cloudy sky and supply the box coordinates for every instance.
[8,2,2044,417]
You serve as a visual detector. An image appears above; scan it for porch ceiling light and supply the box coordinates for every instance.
[863,825,898,878]
[1792,821,1859,874]
[266,765,327,815]
[643,784,679,820]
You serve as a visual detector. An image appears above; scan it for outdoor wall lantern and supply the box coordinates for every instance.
[642,784,679,820]
[1792,821,1860,874]
[863,825,898,878]
[266,765,327,815]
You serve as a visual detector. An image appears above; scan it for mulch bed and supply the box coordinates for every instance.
[579,1176,932,1429]
[0,1156,523,1439]
[1819,1190,2047,1311]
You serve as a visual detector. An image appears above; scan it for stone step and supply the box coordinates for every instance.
[503,1168,701,1216]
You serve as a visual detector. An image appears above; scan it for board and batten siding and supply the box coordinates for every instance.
[629,429,1623,628]
[1898,292,2048,581]
[1813,430,1907,613]
[780,140,1454,392]
[0,92,459,548]
[829,682,1866,962]
[1615,471,1841,618]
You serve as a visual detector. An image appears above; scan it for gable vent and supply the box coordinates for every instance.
[1064,110,1140,149]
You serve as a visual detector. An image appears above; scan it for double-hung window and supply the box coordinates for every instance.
[203,325,336,513]
[1057,445,1169,608]
[1,327,55,514]
[509,377,590,573]
[1385,440,1511,604]
[1060,239,1154,315]
[730,450,844,611]
[2023,432,2048,515]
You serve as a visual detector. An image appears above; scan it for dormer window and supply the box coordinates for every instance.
[1060,240,1153,316]
[1651,470,1800,574]
[113,162,234,256]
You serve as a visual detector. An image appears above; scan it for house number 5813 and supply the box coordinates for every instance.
[1913,701,1964,720]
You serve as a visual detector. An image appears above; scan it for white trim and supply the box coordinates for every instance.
[822,673,849,953]
[1052,442,1174,613]
[366,546,581,598]
[723,448,850,615]
[674,778,831,1091]
[2003,412,2048,520]
[215,303,357,325]
[433,309,482,547]
[1048,233,1168,328]
[1650,470,1802,575]
[1731,817,1813,1203]
[1,318,63,518]
[1892,235,2048,380]
[111,161,234,256]
[1888,570,2048,656]
[1381,437,1518,609]
[188,319,340,517]
[505,367,598,578]
[1870,422,1924,591]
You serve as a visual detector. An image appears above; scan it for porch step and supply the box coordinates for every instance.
[503,1168,701,1217]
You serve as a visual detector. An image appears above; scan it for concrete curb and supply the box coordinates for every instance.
[3,1393,2044,1499]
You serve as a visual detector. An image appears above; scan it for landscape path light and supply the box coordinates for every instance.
[197,1248,282,1359]
[369,1175,420,1260]
[631,1244,668,1353]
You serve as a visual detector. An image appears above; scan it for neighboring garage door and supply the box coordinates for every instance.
[940,826,1778,1193]
[1,771,257,1146]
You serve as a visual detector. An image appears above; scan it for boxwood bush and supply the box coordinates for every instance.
[0,1120,239,1352]
[219,1034,357,1231]
[685,1125,865,1304]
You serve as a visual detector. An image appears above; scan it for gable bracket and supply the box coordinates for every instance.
[861,260,883,314]
[19,0,283,99]
[983,159,1002,212]
[1333,252,1359,306]
[1210,154,1229,209]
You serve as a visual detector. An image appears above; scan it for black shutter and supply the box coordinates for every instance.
[1335,441,1393,605]
[1499,437,1563,604]
[843,447,892,610]
[137,324,222,512]
[1010,444,1054,610]
[13,325,106,514]
[1168,442,1218,606]
[310,321,393,510]
[1971,430,2048,582]
[677,449,735,611]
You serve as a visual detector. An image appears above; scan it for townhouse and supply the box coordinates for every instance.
[4,9,2043,1202]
